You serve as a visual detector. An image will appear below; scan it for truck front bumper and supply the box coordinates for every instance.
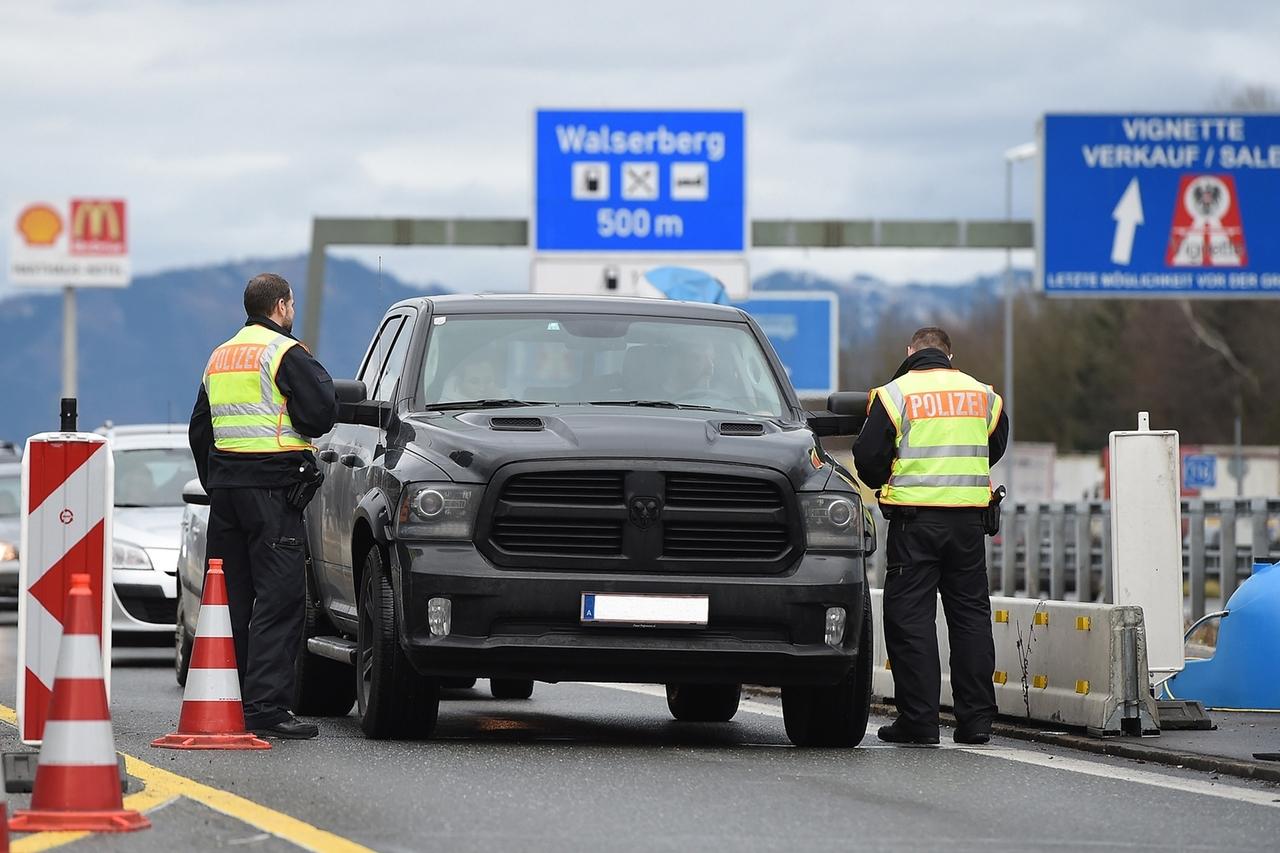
[392,542,866,687]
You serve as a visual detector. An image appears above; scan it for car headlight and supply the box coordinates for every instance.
[113,540,153,570]
[799,492,864,550]
[396,483,481,540]
[0,540,16,562]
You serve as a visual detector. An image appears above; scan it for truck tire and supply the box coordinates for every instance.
[665,683,742,722]
[174,597,193,687]
[293,571,357,717]
[442,677,477,689]
[490,678,534,700]
[782,586,873,747]
[356,546,440,739]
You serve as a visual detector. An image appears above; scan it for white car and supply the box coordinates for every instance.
[99,425,197,641]
[0,459,21,598]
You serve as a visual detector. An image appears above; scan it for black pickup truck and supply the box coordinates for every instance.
[295,294,874,745]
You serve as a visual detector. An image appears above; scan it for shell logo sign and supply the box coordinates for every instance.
[17,204,63,246]
[9,198,131,287]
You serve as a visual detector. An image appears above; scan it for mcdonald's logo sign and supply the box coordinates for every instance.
[69,199,127,255]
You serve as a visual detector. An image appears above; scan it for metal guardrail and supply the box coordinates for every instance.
[866,498,1280,620]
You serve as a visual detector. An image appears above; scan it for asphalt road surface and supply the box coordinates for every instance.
[0,614,1277,852]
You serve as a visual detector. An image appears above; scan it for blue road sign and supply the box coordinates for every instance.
[732,293,838,396]
[535,109,745,253]
[1041,114,1280,296]
[1182,454,1217,490]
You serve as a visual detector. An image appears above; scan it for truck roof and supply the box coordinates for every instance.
[387,293,749,321]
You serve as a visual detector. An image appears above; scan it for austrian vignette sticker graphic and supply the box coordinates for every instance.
[17,204,63,246]
[1165,174,1247,267]
[70,199,127,255]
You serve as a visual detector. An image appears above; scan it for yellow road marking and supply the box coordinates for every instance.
[0,703,373,853]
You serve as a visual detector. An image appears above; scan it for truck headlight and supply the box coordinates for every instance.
[113,540,153,570]
[0,540,17,562]
[799,493,864,550]
[397,483,481,540]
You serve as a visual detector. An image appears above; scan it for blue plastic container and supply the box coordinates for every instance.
[1167,560,1280,710]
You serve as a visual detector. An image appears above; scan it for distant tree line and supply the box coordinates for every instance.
[840,295,1280,452]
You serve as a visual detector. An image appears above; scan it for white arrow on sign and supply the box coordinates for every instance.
[1110,177,1144,265]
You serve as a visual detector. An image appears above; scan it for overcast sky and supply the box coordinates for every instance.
[3,0,1277,295]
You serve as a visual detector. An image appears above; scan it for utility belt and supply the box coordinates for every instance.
[879,484,1007,537]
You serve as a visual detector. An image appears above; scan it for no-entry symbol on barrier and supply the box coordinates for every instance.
[1166,174,1248,267]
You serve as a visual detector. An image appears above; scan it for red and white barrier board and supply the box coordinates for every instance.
[17,433,114,745]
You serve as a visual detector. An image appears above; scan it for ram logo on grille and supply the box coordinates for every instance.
[628,496,662,529]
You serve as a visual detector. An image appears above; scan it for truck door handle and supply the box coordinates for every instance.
[318,449,339,464]
[339,454,365,469]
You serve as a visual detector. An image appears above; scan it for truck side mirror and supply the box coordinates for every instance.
[334,379,368,404]
[182,478,209,506]
[805,391,869,437]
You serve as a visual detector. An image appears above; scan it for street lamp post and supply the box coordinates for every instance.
[998,140,1039,499]
[1002,142,1036,501]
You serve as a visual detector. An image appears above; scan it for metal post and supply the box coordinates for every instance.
[61,285,77,399]
[1219,499,1238,605]
[1233,410,1244,497]
[1025,503,1042,598]
[1188,500,1206,621]
[1074,501,1093,602]
[1003,158,1016,501]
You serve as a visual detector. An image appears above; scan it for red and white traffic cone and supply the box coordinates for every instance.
[8,574,150,833]
[152,559,271,750]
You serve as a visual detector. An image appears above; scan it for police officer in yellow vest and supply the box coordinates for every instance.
[853,326,1009,746]
[189,273,338,739]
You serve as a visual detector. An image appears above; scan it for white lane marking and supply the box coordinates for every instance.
[586,683,1280,810]
[967,746,1280,810]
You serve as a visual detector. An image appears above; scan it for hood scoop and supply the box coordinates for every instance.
[490,416,545,432]
[718,421,766,436]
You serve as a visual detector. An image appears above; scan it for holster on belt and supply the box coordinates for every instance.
[983,484,1007,537]
[286,459,324,511]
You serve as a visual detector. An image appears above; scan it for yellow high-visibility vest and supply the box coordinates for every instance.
[869,368,1002,508]
[203,325,311,453]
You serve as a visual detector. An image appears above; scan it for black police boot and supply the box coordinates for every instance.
[251,715,319,740]
[953,727,991,745]
[877,719,940,745]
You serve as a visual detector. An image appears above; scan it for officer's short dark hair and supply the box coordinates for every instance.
[244,273,292,318]
[910,326,952,355]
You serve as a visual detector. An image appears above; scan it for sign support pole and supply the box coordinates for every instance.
[61,285,77,400]
[1003,159,1016,500]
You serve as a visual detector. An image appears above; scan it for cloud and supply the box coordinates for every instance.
[1,0,1278,295]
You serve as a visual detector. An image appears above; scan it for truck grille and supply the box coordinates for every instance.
[481,466,797,572]
[663,522,790,559]
[666,473,784,509]
[491,518,624,556]
[500,471,625,505]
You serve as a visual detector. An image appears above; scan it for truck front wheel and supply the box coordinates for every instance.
[781,587,873,747]
[356,546,440,739]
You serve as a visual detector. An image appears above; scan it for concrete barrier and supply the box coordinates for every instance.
[871,590,1159,737]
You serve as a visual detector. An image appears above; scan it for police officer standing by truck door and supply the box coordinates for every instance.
[853,327,1009,746]
[189,273,338,739]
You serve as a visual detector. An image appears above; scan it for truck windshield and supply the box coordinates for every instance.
[420,315,787,417]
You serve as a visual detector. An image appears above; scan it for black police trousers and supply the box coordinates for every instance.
[205,487,306,728]
[882,510,997,736]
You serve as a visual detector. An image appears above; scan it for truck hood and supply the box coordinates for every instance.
[397,407,833,491]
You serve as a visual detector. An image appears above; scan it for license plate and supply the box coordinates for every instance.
[580,593,709,626]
